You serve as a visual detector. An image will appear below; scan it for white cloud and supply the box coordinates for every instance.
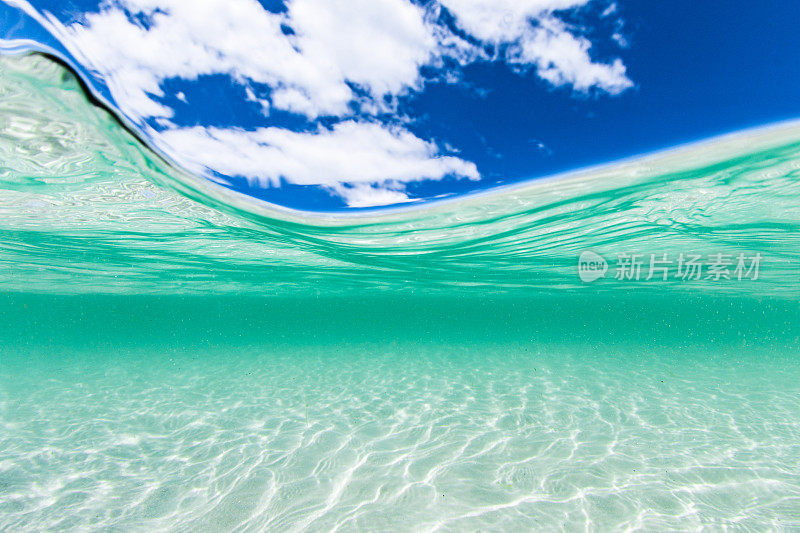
[602,2,618,18]
[40,0,631,121]
[13,0,633,206]
[153,121,479,206]
[513,16,633,94]
[437,0,586,43]
[288,0,436,99]
[331,184,416,208]
[41,0,438,120]
[440,0,632,94]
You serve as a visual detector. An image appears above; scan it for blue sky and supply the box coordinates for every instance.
[2,0,800,211]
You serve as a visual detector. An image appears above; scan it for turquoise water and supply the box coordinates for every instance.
[2,54,800,530]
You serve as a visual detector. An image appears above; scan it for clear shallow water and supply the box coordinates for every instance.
[2,296,800,530]
[2,54,800,530]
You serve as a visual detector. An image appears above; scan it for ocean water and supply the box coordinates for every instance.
[2,53,800,530]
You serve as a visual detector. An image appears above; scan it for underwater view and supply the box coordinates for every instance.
[2,1,800,531]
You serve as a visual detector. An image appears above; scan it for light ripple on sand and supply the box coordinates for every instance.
[1,344,799,531]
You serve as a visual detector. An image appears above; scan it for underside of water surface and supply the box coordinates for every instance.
[1,54,800,530]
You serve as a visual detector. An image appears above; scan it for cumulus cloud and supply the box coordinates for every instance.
[154,121,479,207]
[14,0,633,206]
[513,16,632,94]
[437,0,587,42]
[34,0,633,117]
[439,0,632,94]
[332,185,416,208]
[35,0,437,119]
